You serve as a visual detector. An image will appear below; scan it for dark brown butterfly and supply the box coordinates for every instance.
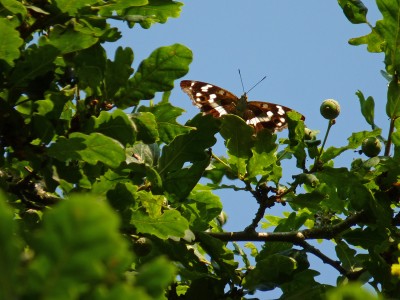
[180,80,305,132]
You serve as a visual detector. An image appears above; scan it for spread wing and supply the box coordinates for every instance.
[180,80,239,117]
[245,101,305,132]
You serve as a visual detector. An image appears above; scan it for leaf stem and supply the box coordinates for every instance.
[211,152,232,170]
[313,119,334,167]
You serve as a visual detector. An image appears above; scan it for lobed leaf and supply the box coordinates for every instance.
[124,0,183,28]
[163,155,211,201]
[131,112,159,143]
[87,109,137,146]
[247,129,278,179]
[180,187,223,231]
[220,115,254,177]
[338,0,368,24]
[9,45,59,89]
[39,24,99,54]
[105,47,134,99]
[120,44,192,105]
[0,18,24,67]
[130,209,190,240]
[138,102,192,143]
[158,114,218,176]
[54,0,99,14]
[48,132,125,168]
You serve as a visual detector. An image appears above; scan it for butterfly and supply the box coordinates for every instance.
[180,80,305,132]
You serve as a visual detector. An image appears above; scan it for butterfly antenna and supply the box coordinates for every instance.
[246,76,267,94]
[238,69,246,94]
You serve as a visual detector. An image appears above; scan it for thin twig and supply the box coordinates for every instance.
[384,117,396,156]
[295,239,347,275]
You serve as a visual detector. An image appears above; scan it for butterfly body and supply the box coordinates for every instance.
[180,80,304,132]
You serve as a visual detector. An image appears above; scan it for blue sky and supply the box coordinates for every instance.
[106,1,384,297]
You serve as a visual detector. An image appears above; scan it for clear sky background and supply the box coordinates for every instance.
[106,1,385,298]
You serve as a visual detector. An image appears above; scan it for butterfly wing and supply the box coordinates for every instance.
[245,101,305,132]
[180,80,239,117]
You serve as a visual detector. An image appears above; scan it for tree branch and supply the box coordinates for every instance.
[296,240,347,275]
[207,210,367,242]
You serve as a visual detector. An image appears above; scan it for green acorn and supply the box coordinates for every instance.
[362,137,382,157]
[320,99,340,120]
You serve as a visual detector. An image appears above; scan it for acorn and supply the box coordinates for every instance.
[362,137,382,157]
[320,99,340,120]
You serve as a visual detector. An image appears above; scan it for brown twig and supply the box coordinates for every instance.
[207,210,366,242]
[384,117,396,156]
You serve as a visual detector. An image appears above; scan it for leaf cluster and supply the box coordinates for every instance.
[0,0,400,299]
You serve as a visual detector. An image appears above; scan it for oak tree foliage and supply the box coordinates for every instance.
[1,0,400,299]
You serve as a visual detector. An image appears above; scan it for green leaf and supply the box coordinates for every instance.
[130,210,190,240]
[105,47,134,99]
[48,132,125,168]
[0,192,21,300]
[87,109,136,146]
[335,241,358,271]
[280,270,327,299]
[131,112,159,143]
[338,0,368,24]
[349,0,400,73]
[326,283,378,300]
[196,232,239,281]
[138,102,192,143]
[9,45,59,88]
[73,44,107,92]
[158,114,219,176]
[97,0,149,16]
[287,111,307,169]
[163,155,211,201]
[342,227,388,249]
[124,0,183,28]
[128,142,160,166]
[54,0,100,14]
[137,190,165,218]
[243,254,296,291]
[247,129,278,179]
[31,114,55,144]
[1,0,27,17]
[377,0,400,73]
[135,256,177,299]
[121,44,192,105]
[356,90,376,127]
[0,18,24,67]
[26,194,132,298]
[181,187,222,231]
[387,75,400,118]
[39,24,99,54]
[321,128,381,162]
[220,115,254,177]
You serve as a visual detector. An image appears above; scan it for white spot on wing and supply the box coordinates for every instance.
[215,106,228,116]
[277,105,285,116]
[267,111,274,118]
[201,84,213,92]
[246,117,261,126]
